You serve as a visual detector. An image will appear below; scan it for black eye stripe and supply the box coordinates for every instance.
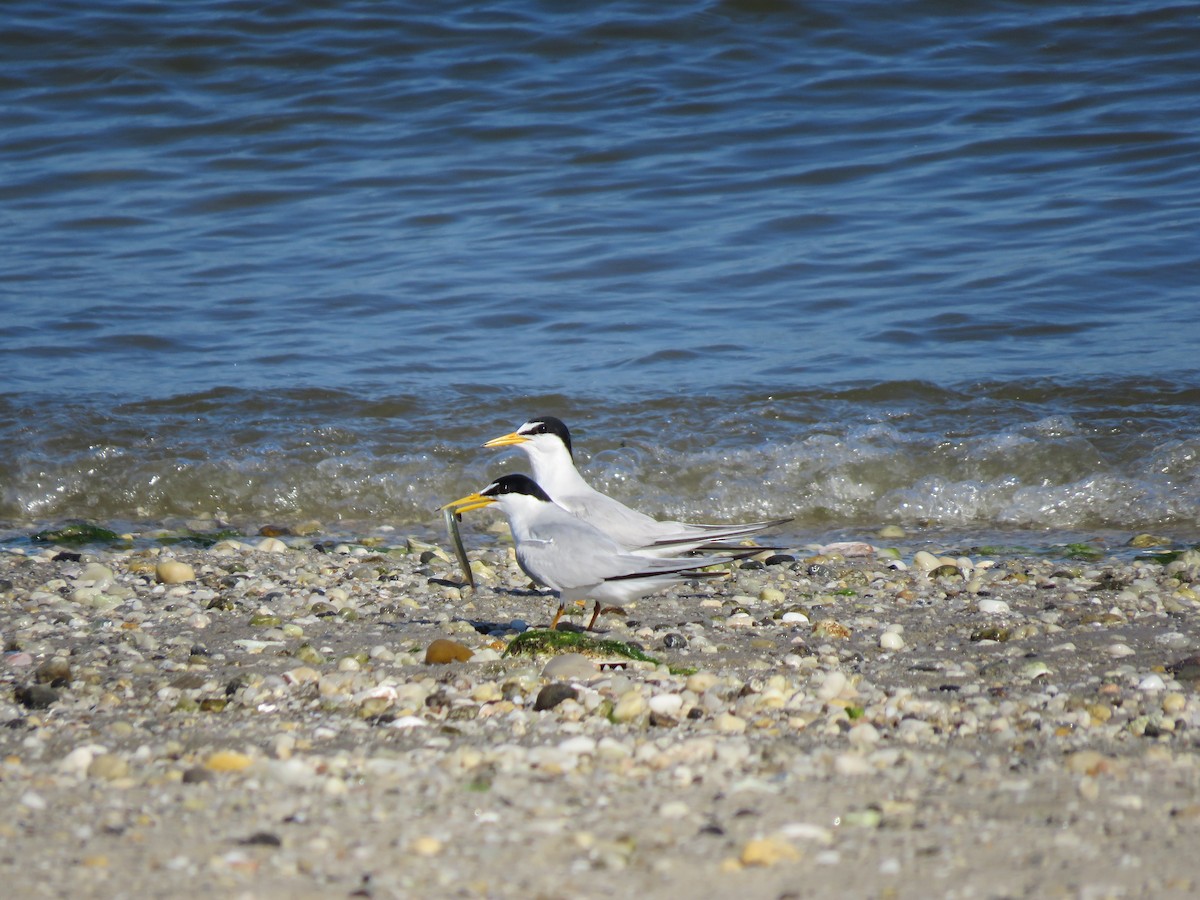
[516,416,572,458]
[485,474,552,502]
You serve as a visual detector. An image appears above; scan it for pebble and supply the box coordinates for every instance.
[80,563,116,588]
[977,598,1011,615]
[410,836,443,857]
[20,791,47,812]
[713,713,747,733]
[648,693,684,717]
[59,746,97,775]
[87,753,130,781]
[534,683,579,711]
[913,550,941,572]
[612,690,648,723]
[1138,673,1166,692]
[834,752,873,776]
[740,835,801,866]
[206,750,254,773]
[542,653,596,680]
[156,559,195,584]
[424,639,473,664]
[35,657,72,684]
[816,670,848,701]
[879,631,905,651]
[811,619,851,639]
[16,683,59,709]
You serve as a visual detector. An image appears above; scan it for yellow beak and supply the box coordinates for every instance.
[441,491,497,515]
[483,431,528,449]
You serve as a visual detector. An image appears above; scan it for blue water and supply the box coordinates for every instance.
[2,1,1199,541]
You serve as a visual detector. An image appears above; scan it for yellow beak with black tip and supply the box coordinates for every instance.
[441,491,497,516]
[482,431,528,449]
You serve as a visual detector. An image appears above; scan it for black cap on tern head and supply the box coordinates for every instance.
[518,416,572,458]
[481,473,554,503]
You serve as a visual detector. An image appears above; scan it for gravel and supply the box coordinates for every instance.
[2,530,1200,898]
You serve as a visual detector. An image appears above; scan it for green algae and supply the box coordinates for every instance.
[32,521,125,546]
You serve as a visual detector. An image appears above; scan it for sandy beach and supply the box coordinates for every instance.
[2,526,1199,899]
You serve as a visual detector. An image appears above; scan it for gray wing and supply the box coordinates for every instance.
[561,489,791,555]
[555,489,679,548]
[516,513,731,593]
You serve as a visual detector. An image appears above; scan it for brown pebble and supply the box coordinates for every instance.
[156,560,195,584]
[1064,750,1119,777]
[425,639,473,665]
[533,683,578,711]
[35,658,72,685]
[205,750,253,772]
[87,754,130,781]
[740,836,801,866]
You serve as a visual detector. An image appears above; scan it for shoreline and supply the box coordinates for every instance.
[2,531,1199,898]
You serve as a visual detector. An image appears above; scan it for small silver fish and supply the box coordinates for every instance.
[443,505,475,590]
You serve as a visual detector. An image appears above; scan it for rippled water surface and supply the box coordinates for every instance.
[3,1,1199,541]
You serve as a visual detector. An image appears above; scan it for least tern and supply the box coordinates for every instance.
[483,416,791,555]
[443,474,752,629]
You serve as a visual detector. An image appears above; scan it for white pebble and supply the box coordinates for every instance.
[20,791,47,811]
[1155,632,1190,649]
[977,599,1011,615]
[386,716,427,729]
[913,550,941,572]
[558,736,597,756]
[816,671,847,701]
[648,693,684,717]
[58,746,97,776]
[778,822,834,845]
[848,722,881,747]
[713,713,747,733]
[1138,674,1166,692]
[833,753,872,776]
[542,653,596,681]
[879,631,905,651]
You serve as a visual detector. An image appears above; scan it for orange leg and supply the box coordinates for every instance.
[549,602,565,630]
[585,601,602,631]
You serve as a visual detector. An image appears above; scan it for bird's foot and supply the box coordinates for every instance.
[585,604,626,631]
